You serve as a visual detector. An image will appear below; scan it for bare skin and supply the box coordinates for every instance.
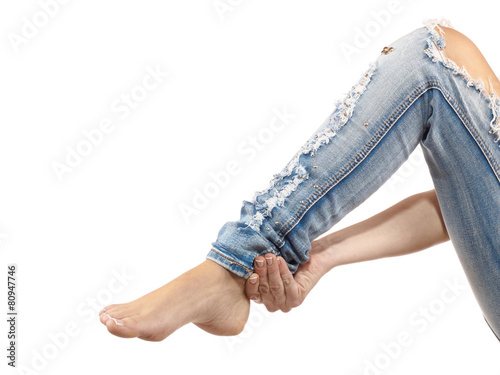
[246,190,450,312]
[100,260,249,341]
[436,25,500,95]
[246,25,500,312]
[99,25,497,341]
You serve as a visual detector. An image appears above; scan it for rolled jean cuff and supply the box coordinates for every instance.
[206,247,255,279]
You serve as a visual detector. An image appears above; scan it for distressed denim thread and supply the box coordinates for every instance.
[263,18,500,240]
[211,83,500,276]
[213,19,500,276]
[243,63,377,232]
[424,18,500,142]
[280,78,500,240]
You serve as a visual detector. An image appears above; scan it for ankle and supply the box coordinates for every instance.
[200,260,247,301]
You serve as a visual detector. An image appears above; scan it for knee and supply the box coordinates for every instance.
[434,25,500,96]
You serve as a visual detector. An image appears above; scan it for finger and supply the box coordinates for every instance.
[265,254,286,309]
[278,256,298,310]
[254,256,276,311]
[245,273,261,303]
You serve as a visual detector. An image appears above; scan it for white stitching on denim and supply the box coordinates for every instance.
[244,63,376,231]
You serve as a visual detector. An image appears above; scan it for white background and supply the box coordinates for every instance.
[1,1,499,374]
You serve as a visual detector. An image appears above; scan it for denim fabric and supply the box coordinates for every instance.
[207,19,500,338]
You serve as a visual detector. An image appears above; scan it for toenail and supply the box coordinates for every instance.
[114,319,124,326]
[255,259,264,268]
[265,256,273,266]
[105,314,124,326]
[249,275,258,284]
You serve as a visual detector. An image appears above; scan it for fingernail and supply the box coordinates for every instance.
[265,256,273,266]
[249,275,258,284]
[255,259,264,268]
[277,257,281,265]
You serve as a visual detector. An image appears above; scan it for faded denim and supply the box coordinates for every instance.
[207,19,500,339]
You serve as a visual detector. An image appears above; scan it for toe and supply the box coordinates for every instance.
[101,304,117,312]
[105,316,138,339]
[99,312,110,325]
[104,303,126,315]
[105,305,136,319]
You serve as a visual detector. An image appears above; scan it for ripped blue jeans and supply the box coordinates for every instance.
[207,19,500,339]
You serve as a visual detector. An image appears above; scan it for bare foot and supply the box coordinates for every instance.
[99,260,250,341]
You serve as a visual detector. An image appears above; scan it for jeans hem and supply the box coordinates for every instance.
[206,247,253,279]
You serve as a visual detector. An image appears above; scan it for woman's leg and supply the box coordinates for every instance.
[419,24,500,339]
[209,20,500,337]
[100,19,500,340]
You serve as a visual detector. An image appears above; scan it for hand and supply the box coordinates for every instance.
[245,247,325,313]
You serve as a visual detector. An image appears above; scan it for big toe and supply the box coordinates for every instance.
[104,315,140,339]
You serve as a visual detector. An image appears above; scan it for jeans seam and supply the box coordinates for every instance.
[279,79,500,240]
[277,80,437,238]
[432,81,500,181]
